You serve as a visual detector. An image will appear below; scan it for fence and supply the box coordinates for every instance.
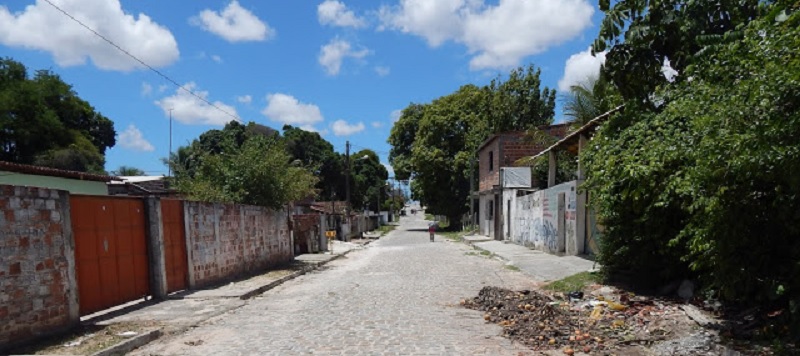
[0,184,292,351]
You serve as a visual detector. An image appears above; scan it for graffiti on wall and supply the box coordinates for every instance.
[512,181,577,254]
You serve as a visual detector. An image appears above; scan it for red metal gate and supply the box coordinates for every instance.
[71,195,150,315]
[161,199,188,293]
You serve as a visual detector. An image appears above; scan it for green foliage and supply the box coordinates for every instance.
[350,149,389,211]
[0,58,115,171]
[544,272,601,294]
[585,2,800,329]
[112,166,146,176]
[282,124,346,201]
[171,122,317,209]
[593,0,761,104]
[389,65,555,225]
[561,71,621,127]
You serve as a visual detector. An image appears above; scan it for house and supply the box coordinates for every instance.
[107,175,177,197]
[0,161,119,195]
[475,124,570,239]
[507,107,622,256]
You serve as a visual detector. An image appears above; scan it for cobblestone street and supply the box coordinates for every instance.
[132,212,540,355]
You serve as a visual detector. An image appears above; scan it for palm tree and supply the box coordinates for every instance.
[562,69,620,127]
[113,165,145,176]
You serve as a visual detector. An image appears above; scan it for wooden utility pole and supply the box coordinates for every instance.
[345,141,351,218]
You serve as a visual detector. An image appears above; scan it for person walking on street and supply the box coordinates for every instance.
[428,222,436,242]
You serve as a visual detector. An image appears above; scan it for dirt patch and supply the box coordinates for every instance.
[10,321,161,355]
[461,286,776,355]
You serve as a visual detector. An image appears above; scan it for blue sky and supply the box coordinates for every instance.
[0,0,609,176]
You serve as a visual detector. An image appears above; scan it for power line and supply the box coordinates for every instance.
[42,0,241,123]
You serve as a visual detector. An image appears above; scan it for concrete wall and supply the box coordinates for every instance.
[0,185,78,351]
[183,202,292,289]
[511,181,581,255]
[0,172,108,196]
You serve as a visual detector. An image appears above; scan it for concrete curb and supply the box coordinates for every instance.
[87,244,371,355]
[91,329,162,356]
[238,243,368,300]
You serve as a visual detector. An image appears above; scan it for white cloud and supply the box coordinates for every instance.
[379,0,594,70]
[558,47,607,92]
[141,82,153,96]
[371,121,383,128]
[118,124,155,152]
[155,82,239,126]
[318,38,370,75]
[237,95,252,104]
[195,1,274,42]
[262,93,324,126]
[331,120,365,136]
[390,109,403,122]
[318,0,366,28]
[375,66,391,77]
[0,0,179,71]
[211,54,223,63]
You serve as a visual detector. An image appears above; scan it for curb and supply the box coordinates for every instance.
[89,245,370,354]
[91,329,162,356]
[238,244,366,300]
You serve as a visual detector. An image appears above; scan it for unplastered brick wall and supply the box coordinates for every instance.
[184,202,291,288]
[0,185,78,350]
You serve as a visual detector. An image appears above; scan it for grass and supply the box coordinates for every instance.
[439,230,467,242]
[543,271,601,293]
[377,224,396,235]
[504,265,521,272]
[424,213,435,221]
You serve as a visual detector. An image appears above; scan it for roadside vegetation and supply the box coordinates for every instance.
[544,272,601,294]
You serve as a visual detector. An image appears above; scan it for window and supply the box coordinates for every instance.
[489,151,494,171]
[486,200,494,219]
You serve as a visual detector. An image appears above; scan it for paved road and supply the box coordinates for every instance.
[133,211,539,355]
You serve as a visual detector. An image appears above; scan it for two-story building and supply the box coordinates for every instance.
[475,125,570,239]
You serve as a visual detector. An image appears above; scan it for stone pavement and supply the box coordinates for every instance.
[462,235,597,282]
[130,209,540,355]
[81,240,370,337]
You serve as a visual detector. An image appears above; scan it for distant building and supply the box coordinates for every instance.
[0,161,118,195]
[107,176,177,197]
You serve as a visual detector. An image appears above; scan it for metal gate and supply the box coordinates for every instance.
[161,199,188,293]
[71,195,150,315]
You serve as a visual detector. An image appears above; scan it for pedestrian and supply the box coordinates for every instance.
[428,222,436,242]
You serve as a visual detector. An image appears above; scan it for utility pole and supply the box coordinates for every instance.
[168,108,173,177]
[345,141,351,218]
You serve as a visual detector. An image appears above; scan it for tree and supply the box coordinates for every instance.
[0,58,115,172]
[592,0,761,104]
[561,70,620,127]
[113,166,146,176]
[487,64,556,132]
[171,128,317,209]
[282,125,345,201]
[349,149,388,211]
[389,65,556,228]
[584,1,800,330]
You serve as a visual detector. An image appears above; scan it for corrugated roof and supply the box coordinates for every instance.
[0,161,120,182]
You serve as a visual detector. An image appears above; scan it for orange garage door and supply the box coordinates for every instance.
[71,195,150,316]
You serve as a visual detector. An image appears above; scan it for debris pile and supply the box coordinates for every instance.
[462,286,685,353]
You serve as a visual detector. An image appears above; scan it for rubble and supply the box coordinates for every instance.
[462,285,689,353]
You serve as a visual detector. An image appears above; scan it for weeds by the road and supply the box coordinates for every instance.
[504,264,521,272]
[377,224,395,235]
[544,271,601,294]
[439,230,466,241]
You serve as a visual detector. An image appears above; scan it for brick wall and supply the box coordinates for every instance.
[184,202,292,288]
[0,185,78,351]
[478,139,501,192]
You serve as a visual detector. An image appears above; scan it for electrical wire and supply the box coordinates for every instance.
[42,0,241,123]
